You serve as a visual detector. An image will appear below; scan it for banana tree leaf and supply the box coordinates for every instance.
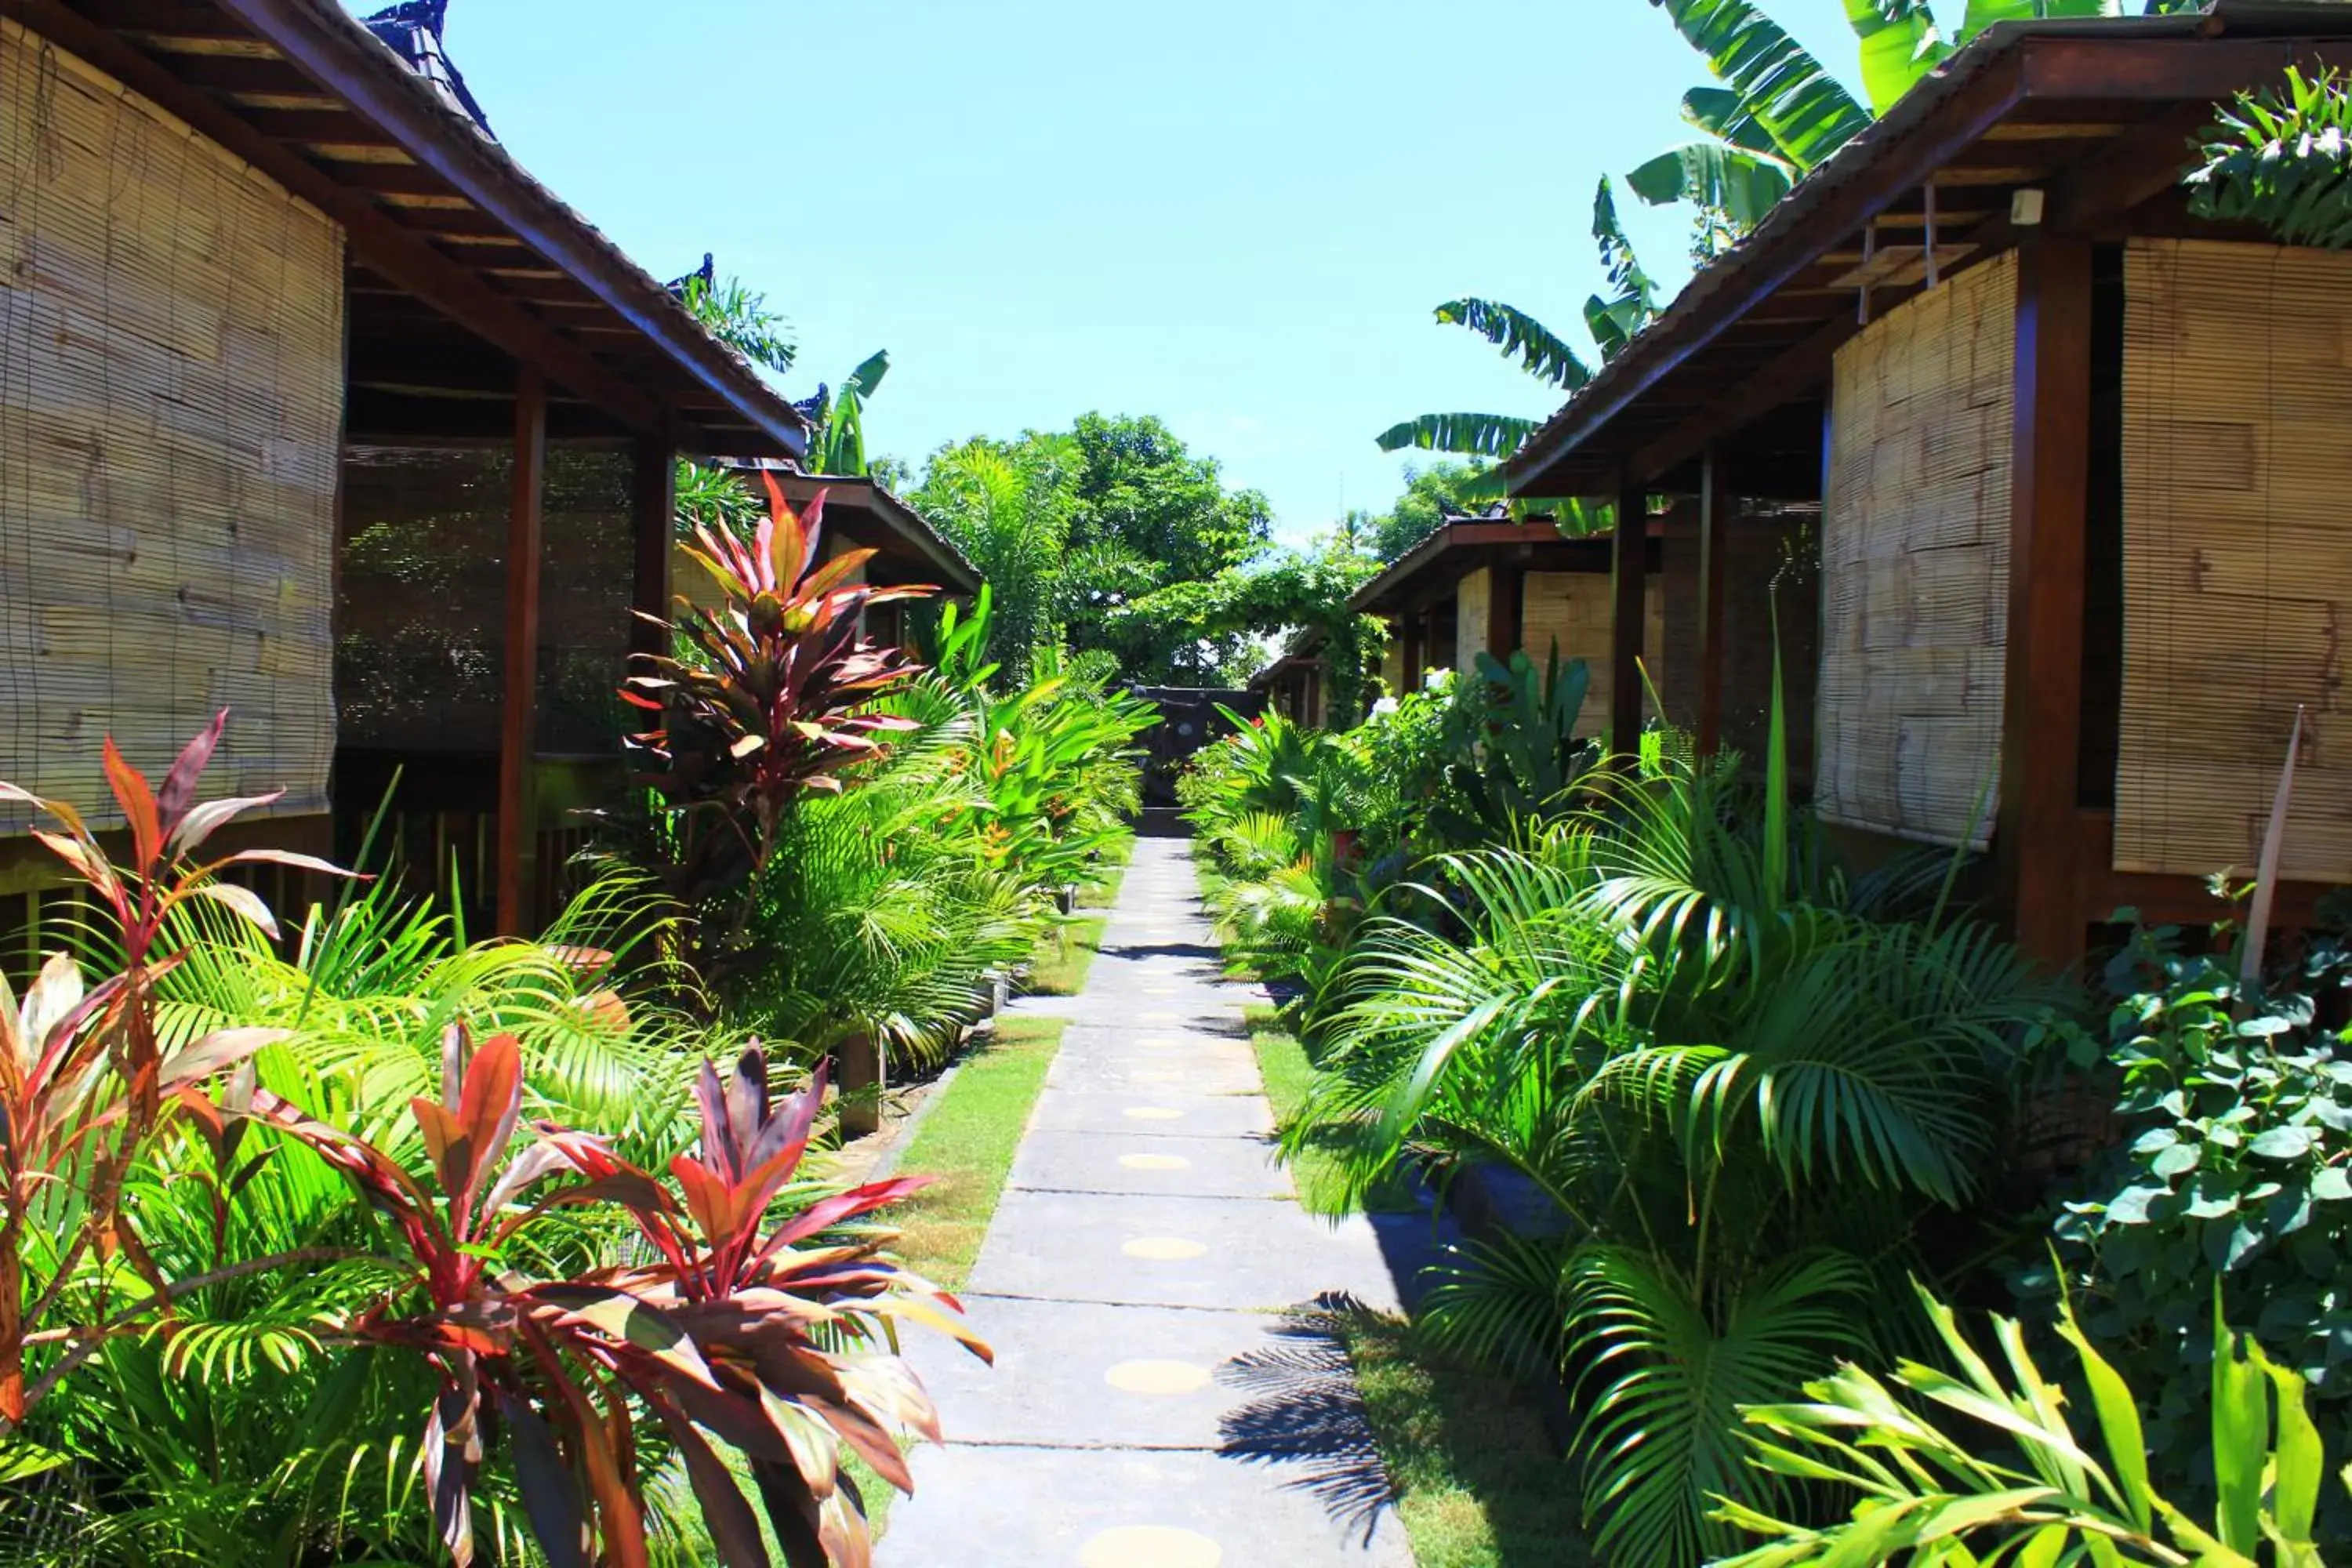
[1432,299,1593,390]
[842,348,889,399]
[1843,0,1947,114]
[1683,85,1788,156]
[1649,0,1871,170]
[1627,143,1795,233]
[1375,412,1541,458]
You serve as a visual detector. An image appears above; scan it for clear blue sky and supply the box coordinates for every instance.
[371,1,1880,543]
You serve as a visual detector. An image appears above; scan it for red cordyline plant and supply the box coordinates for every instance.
[624,474,938,897]
[0,712,346,1425]
[249,1029,985,1567]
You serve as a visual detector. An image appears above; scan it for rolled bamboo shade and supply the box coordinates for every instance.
[2117,239,2352,883]
[0,20,343,833]
[1817,252,2015,848]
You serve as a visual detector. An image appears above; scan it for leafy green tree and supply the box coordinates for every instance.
[1051,413,1273,683]
[1362,460,1497,562]
[1114,524,1387,720]
[912,434,1078,685]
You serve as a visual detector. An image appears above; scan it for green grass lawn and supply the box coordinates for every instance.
[1247,1002,1415,1218]
[1024,913,1109,997]
[1338,1309,1588,1568]
[885,1014,1063,1290]
[851,1014,1064,1536]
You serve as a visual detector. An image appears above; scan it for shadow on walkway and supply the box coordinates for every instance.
[1216,1295,1396,1546]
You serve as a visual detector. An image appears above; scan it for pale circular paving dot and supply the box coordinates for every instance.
[1122,1236,1208,1261]
[1120,1152,1192,1171]
[1105,1359,1214,1396]
[1123,1106,1184,1121]
[1080,1526,1221,1568]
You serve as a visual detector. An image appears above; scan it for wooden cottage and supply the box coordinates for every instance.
[0,0,815,953]
[1498,2,2352,967]
[1350,513,1665,742]
[1249,628,1330,727]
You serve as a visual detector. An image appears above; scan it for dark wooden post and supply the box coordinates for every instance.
[630,436,675,662]
[1697,446,1730,758]
[1610,477,1648,760]
[496,365,547,938]
[1399,613,1423,695]
[1490,564,1524,663]
[1998,236,2093,969]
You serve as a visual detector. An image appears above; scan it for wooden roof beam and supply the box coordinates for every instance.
[210,0,804,459]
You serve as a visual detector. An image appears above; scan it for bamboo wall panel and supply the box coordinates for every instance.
[1454,566,1494,673]
[0,20,343,833]
[1817,252,2015,848]
[2116,239,2352,882]
[1521,570,1664,741]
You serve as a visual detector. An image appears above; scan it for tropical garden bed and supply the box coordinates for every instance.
[0,476,1154,1566]
[1181,639,2352,1565]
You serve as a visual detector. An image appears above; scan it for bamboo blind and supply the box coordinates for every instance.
[1519,569,1664,741]
[2116,239,2352,882]
[1816,252,2015,848]
[0,20,343,833]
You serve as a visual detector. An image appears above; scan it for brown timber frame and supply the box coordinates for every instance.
[1498,4,2352,969]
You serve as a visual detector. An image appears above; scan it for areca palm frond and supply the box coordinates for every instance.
[138,873,706,1159]
[1432,299,1594,390]
[1567,1247,1868,1566]
[1374,412,1541,459]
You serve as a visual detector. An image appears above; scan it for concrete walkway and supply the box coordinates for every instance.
[881,837,1417,1568]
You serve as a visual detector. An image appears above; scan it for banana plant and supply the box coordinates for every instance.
[801,350,891,477]
[1629,0,2205,245]
[1377,177,1661,496]
[1711,1283,2342,1566]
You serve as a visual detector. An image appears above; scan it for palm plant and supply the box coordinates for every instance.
[738,709,1036,1068]
[913,442,1076,684]
[1295,713,2067,1562]
[2189,65,2352,250]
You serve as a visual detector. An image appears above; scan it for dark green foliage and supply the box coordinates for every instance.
[2189,67,2352,251]
[2043,921,2352,1538]
[1431,648,1595,843]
